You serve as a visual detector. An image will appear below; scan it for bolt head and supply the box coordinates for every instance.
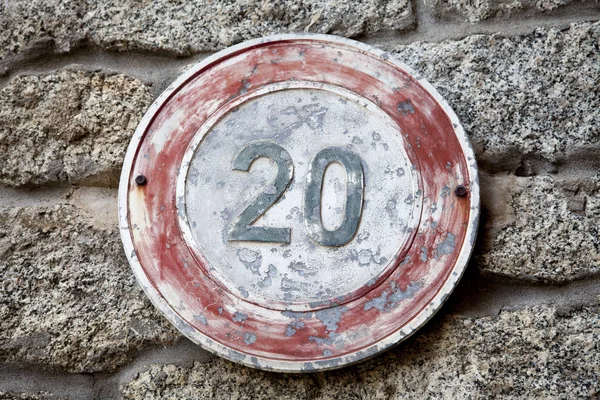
[135,175,147,186]
[455,185,468,197]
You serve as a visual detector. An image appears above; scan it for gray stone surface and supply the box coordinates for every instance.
[393,21,600,166]
[428,0,592,23]
[0,3,598,398]
[0,0,413,67]
[0,201,179,373]
[0,70,152,187]
[477,173,600,282]
[120,303,600,399]
[387,22,600,282]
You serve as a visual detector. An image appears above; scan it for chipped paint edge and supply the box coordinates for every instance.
[118,33,480,373]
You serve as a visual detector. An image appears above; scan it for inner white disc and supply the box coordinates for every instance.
[181,86,421,310]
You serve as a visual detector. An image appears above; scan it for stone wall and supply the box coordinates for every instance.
[0,0,599,398]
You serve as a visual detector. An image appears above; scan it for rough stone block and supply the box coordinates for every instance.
[120,303,600,399]
[393,21,600,166]
[0,0,414,66]
[0,70,153,187]
[0,200,179,373]
[477,173,600,282]
[428,0,592,23]
[387,22,600,282]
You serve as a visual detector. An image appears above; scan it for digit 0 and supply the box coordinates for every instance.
[304,147,364,247]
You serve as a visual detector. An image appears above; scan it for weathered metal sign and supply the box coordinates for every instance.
[119,34,479,372]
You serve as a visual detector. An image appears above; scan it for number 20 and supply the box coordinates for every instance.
[227,140,364,247]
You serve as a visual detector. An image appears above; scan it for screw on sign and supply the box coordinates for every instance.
[119,34,479,372]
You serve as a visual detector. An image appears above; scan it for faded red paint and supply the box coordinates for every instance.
[125,38,472,362]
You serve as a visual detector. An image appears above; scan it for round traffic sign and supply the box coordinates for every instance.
[119,34,479,372]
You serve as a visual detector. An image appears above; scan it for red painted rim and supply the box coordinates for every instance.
[120,34,479,371]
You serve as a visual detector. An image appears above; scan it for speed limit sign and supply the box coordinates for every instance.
[119,34,479,372]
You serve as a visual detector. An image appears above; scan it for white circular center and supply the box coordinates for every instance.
[180,86,421,310]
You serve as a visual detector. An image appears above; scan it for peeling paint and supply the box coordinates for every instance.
[397,100,415,115]
[441,185,451,198]
[227,350,246,361]
[238,287,249,298]
[315,306,348,332]
[243,332,257,345]
[257,264,278,288]
[420,247,428,262]
[435,233,456,259]
[309,331,339,346]
[236,248,262,275]
[285,320,306,337]
[315,358,342,368]
[232,311,248,323]
[364,282,422,312]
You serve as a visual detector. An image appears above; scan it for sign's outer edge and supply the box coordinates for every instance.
[118,33,480,372]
